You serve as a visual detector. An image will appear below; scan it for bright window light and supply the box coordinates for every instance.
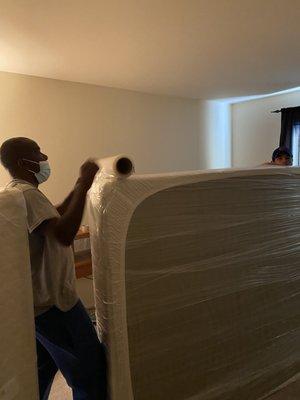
[292,124,300,166]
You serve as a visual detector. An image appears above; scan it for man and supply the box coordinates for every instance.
[0,137,107,399]
[262,146,293,166]
[271,146,293,165]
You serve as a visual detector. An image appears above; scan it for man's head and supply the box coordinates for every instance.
[272,147,293,166]
[0,137,49,185]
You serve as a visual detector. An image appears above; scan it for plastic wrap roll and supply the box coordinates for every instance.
[98,155,134,178]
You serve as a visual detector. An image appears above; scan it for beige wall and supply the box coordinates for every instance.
[232,90,300,167]
[198,100,231,169]
[0,71,202,306]
[0,71,199,203]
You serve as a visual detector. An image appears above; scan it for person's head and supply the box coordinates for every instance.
[272,147,293,166]
[0,137,49,185]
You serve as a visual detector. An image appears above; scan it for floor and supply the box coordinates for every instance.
[49,372,300,400]
[267,380,300,400]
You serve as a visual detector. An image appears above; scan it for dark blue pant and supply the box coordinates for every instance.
[35,300,107,400]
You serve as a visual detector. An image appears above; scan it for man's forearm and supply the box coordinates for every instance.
[54,180,89,246]
[56,178,85,215]
[40,159,99,246]
[56,190,75,215]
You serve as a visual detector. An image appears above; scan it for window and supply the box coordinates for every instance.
[292,123,300,166]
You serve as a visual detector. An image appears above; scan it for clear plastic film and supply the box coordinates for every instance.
[87,166,300,400]
[0,189,38,400]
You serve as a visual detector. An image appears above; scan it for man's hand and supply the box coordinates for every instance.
[78,159,100,190]
[56,160,99,215]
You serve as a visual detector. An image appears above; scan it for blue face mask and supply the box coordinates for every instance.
[23,159,51,184]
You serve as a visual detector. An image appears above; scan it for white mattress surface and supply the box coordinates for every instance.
[88,167,300,400]
[0,189,38,400]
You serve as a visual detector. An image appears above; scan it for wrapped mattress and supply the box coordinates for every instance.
[0,189,38,400]
[88,167,300,400]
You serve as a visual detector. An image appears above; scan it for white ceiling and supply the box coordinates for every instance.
[0,0,300,99]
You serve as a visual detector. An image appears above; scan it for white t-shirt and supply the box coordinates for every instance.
[7,179,78,316]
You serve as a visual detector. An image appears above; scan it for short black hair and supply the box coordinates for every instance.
[0,137,36,170]
[272,147,292,162]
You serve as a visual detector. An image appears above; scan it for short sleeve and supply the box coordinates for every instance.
[22,189,59,233]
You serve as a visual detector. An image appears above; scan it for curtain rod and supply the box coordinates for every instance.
[271,109,282,113]
[271,106,300,113]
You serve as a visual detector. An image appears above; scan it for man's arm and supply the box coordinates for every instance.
[56,190,75,216]
[37,160,99,246]
[56,174,91,215]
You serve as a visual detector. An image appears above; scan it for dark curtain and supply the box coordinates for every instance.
[280,106,300,149]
